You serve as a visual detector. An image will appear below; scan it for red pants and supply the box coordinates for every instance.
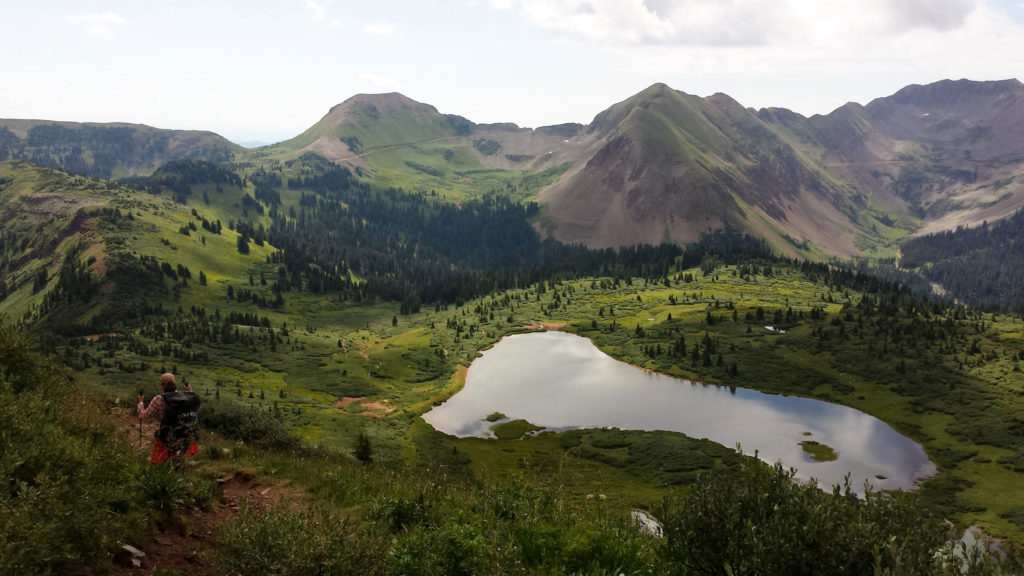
[150,438,199,463]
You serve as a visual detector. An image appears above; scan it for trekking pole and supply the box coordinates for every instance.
[137,389,144,451]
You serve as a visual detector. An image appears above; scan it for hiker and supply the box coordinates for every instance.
[137,372,201,464]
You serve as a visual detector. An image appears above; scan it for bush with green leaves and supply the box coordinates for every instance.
[218,503,388,576]
[354,430,373,464]
[131,463,216,517]
[199,396,302,451]
[388,522,491,576]
[660,459,948,576]
[1,320,142,574]
[374,478,659,575]
[0,319,215,575]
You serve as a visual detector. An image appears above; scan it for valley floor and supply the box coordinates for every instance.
[67,264,1024,549]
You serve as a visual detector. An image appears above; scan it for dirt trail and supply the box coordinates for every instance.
[109,407,308,574]
[334,136,455,162]
[308,135,458,166]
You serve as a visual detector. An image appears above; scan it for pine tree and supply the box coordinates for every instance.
[354,431,372,464]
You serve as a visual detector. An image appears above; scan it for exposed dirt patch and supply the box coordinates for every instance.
[523,321,566,331]
[334,396,363,408]
[83,333,121,341]
[19,193,105,215]
[302,136,371,172]
[28,206,100,264]
[85,240,107,276]
[359,400,394,415]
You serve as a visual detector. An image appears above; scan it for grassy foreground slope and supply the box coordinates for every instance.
[40,250,1024,546]
[3,158,1024,565]
[4,319,1019,576]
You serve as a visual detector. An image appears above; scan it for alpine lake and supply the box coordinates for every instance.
[424,331,936,491]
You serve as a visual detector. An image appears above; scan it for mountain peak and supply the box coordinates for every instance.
[640,82,674,97]
[279,91,472,159]
[875,78,1023,109]
[327,92,436,117]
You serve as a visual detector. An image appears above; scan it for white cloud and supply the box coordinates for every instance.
[306,0,329,21]
[359,73,401,93]
[363,20,395,35]
[65,11,126,36]
[584,0,1024,114]
[519,0,675,45]
[496,0,984,47]
[305,0,340,28]
[872,0,979,32]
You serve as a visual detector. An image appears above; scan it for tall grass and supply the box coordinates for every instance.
[0,319,214,575]
[218,503,389,576]
[3,316,1021,575]
[216,449,1021,575]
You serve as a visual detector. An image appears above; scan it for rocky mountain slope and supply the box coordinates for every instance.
[272,79,1024,257]
[799,79,1024,235]
[3,79,1021,257]
[538,84,876,255]
[539,79,1024,255]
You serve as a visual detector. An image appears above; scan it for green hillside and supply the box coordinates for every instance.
[0,120,242,179]
[248,93,572,200]
[3,158,1024,573]
[4,78,1022,269]
[275,93,472,152]
[9,313,989,574]
[4,80,1024,573]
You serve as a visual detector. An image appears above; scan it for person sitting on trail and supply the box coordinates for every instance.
[137,372,201,464]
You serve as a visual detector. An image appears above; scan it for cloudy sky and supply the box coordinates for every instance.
[3,0,1023,144]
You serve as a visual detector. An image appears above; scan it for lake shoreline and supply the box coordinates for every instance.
[424,330,937,491]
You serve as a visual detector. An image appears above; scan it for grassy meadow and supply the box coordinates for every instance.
[55,247,1024,544]
[4,159,1024,573]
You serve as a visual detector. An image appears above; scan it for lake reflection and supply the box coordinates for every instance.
[423,331,936,491]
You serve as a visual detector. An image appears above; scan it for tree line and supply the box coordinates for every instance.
[898,211,1024,311]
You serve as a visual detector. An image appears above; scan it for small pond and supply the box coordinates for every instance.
[423,331,936,491]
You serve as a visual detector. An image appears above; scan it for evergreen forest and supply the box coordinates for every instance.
[2,153,1024,575]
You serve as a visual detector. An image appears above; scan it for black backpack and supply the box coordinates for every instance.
[156,390,201,454]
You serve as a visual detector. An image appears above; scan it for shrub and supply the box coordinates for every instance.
[371,494,430,534]
[218,504,387,575]
[131,464,216,517]
[511,517,656,574]
[199,397,302,451]
[354,431,372,464]
[472,138,501,156]
[0,319,65,393]
[388,522,489,576]
[0,320,144,574]
[659,459,946,576]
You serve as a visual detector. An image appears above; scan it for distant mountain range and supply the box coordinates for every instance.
[0,119,240,180]
[3,78,1022,258]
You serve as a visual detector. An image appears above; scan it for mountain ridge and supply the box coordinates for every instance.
[286,77,1022,256]
[0,119,241,179]
[3,77,1022,257]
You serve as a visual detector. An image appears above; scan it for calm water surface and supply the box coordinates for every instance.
[423,331,936,491]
